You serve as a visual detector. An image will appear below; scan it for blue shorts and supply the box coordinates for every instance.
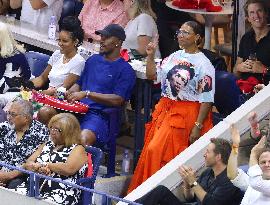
[79,110,109,145]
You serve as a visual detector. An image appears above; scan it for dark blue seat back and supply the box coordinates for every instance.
[77,146,103,205]
[214,71,241,116]
[25,51,50,77]
[59,0,83,24]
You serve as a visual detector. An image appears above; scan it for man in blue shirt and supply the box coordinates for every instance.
[67,24,136,146]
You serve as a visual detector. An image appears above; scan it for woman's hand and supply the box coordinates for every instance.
[41,87,57,96]
[24,162,43,172]
[38,165,51,176]
[189,126,201,144]
[230,124,240,146]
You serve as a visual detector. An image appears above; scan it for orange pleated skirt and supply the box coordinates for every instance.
[127,97,213,193]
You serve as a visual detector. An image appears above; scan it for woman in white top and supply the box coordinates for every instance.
[228,124,270,205]
[32,16,85,96]
[122,0,161,58]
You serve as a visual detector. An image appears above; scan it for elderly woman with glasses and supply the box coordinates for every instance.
[15,113,88,205]
[128,21,215,192]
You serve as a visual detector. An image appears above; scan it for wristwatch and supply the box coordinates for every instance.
[194,121,203,129]
[85,90,91,98]
[190,181,198,188]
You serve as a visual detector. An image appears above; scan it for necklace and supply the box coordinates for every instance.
[63,55,72,63]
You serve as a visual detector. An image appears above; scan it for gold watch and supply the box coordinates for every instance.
[194,121,203,129]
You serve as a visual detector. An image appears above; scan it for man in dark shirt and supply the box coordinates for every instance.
[234,0,270,84]
[135,138,243,205]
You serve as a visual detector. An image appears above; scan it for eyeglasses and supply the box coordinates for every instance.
[175,29,193,37]
[6,111,23,118]
[49,127,62,134]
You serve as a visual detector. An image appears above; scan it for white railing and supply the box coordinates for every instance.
[118,84,270,204]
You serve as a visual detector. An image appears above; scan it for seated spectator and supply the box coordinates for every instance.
[0,22,31,94]
[14,113,88,204]
[79,0,128,41]
[228,124,270,204]
[0,99,49,187]
[31,16,85,96]
[66,24,136,146]
[0,16,85,109]
[0,0,9,15]
[234,0,270,96]
[9,0,63,30]
[128,21,214,193]
[122,0,161,58]
[135,138,243,205]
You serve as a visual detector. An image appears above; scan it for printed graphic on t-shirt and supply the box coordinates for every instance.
[161,59,213,102]
[197,75,213,93]
[157,50,215,103]
[163,61,195,100]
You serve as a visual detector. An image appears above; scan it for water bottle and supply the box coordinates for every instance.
[121,149,131,175]
[248,112,260,139]
[48,16,57,40]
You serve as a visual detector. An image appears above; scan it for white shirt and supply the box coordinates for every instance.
[48,50,85,88]
[20,0,63,30]
[232,165,270,205]
[156,50,215,102]
[122,13,161,58]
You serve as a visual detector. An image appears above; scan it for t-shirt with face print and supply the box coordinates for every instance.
[156,49,215,103]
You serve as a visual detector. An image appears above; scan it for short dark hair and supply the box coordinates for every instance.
[210,138,232,165]
[244,0,268,17]
[59,16,84,47]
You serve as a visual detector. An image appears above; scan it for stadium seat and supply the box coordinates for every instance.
[59,0,83,24]
[214,71,241,125]
[77,146,103,205]
[25,51,50,77]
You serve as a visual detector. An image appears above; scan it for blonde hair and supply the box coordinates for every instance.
[0,22,25,57]
[133,0,156,20]
[48,113,82,146]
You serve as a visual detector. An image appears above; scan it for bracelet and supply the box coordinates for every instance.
[232,144,239,148]
[232,144,239,154]
[85,90,91,98]
[194,121,203,129]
